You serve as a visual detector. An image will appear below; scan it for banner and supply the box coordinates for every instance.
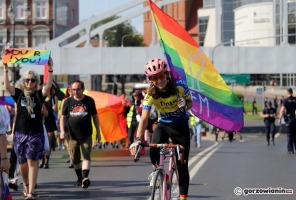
[147,0,244,131]
[2,48,51,65]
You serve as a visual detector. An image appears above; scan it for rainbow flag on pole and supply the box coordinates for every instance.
[147,0,244,131]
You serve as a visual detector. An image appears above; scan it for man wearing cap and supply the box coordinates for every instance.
[261,101,277,145]
[278,88,296,154]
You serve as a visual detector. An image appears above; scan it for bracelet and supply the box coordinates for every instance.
[1,158,8,160]
[48,70,53,73]
[135,137,141,142]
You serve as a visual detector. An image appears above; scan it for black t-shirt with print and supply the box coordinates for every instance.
[62,95,97,139]
[12,88,45,134]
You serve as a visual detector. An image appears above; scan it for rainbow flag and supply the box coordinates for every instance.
[147,0,244,131]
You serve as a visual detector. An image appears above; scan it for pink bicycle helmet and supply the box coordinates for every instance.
[144,58,168,77]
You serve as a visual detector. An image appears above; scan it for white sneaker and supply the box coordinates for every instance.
[148,169,157,189]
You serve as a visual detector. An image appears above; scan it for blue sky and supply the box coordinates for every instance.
[79,0,143,33]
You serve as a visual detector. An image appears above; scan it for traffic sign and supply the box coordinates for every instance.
[256,87,263,94]
[221,74,250,85]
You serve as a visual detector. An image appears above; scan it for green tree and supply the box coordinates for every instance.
[92,15,144,47]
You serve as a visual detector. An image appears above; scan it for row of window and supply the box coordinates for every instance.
[0,0,47,20]
[0,25,49,48]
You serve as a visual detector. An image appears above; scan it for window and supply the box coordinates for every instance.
[32,26,50,47]
[36,1,46,19]
[198,17,209,46]
[15,3,25,19]
[15,36,26,48]
[35,36,47,46]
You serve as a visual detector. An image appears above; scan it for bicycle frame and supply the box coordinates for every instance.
[157,147,179,200]
[134,143,184,200]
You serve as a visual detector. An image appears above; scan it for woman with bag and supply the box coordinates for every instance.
[3,57,54,200]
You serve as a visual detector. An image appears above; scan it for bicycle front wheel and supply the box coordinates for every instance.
[151,170,164,200]
[170,168,179,200]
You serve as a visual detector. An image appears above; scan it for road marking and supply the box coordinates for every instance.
[189,142,220,181]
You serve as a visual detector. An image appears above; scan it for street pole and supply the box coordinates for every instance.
[121,34,133,47]
[12,9,15,86]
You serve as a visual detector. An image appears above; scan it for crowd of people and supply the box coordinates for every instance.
[1,57,296,200]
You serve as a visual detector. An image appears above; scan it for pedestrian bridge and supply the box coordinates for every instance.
[21,0,296,75]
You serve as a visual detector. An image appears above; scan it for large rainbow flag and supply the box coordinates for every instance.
[1,90,127,142]
[147,0,244,131]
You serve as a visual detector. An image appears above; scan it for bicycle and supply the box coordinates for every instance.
[134,143,185,200]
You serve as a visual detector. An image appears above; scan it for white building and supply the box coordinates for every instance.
[198,0,296,86]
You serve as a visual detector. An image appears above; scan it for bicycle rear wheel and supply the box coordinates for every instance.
[151,170,164,200]
[170,168,179,200]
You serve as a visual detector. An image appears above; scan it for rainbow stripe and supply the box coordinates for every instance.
[2,48,50,65]
[147,0,244,131]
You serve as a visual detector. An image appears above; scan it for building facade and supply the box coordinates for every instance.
[0,0,79,90]
[143,0,203,46]
[198,0,296,87]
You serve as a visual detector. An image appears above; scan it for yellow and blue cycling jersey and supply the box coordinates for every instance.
[142,80,191,124]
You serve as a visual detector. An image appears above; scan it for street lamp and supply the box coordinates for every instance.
[121,34,134,47]
[7,0,31,85]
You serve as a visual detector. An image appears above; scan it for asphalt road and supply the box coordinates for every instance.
[6,119,296,200]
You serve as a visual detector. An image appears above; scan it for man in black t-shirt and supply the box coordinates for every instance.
[60,80,100,189]
[278,88,296,154]
[261,101,277,145]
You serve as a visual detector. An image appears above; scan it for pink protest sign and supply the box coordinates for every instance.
[2,48,51,65]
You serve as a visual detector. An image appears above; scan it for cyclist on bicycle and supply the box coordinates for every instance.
[130,58,192,200]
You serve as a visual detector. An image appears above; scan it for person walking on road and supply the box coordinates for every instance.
[60,80,101,189]
[261,101,277,145]
[278,88,296,154]
[40,87,58,169]
[252,98,258,115]
[130,58,192,200]
[0,105,11,173]
[3,58,54,200]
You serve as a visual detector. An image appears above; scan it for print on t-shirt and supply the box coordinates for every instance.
[70,104,88,118]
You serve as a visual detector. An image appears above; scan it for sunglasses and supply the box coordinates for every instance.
[149,73,166,83]
[25,78,36,83]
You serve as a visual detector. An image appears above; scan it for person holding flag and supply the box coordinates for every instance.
[130,58,192,200]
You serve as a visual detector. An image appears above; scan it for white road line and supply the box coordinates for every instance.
[189,143,220,181]
[188,142,219,169]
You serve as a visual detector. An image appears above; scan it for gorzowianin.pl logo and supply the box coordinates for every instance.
[234,187,293,196]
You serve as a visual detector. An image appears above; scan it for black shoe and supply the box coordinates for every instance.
[272,141,275,145]
[8,183,18,191]
[66,159,70,163]
[75,179,82,187]
[288,151,294,154]
[39,163,44,168]
[82,178,91,189]
[267,143,270,146]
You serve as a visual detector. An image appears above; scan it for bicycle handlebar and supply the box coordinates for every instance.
[133,143,185,164]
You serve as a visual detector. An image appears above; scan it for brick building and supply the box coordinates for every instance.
[144,0,203,46]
